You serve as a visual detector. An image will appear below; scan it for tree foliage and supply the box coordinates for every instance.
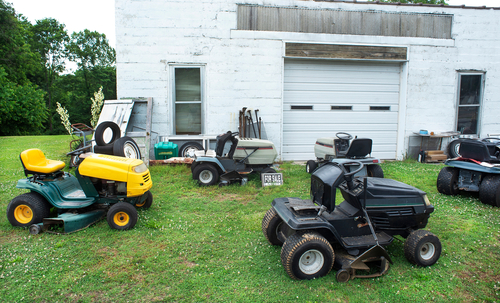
[0,67,47,135]
[0,0,116,136]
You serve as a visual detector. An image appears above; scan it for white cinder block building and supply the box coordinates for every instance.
[115,0,500,161]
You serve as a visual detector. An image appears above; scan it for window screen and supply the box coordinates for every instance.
[174,67,202,135]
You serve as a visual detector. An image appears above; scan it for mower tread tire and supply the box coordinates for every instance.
[367,164,384,178]
[95,121,121,146]
[135,191,153,209]
[479,175,500,207]
[179,142,204,158]
[107,202,138,230]
[280,231,334,280]
[193,163,219,186]
[261,167,277,174]
[113,136,141,159]
[404,230,441,267]
[447,139,463,158]
[437,167,459,195]
[306,160,317,174]
[262,208,284,246]
[7,192,51,227]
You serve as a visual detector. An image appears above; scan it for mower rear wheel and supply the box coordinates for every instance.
[193,164,219,186]
[404,230,441,267]
[281,232,334,280]
[107,202,138,230]
[306,160,317,174]
[262,208,284,246]
[135,191,153,209]
[7,193,51,227]
[367,164,384,178]
[437,167,459,195]
[479,175,500,207]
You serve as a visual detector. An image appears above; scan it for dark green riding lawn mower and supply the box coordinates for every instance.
[437,139,500,207]
[7,148,153,234]
[262,161,441,282]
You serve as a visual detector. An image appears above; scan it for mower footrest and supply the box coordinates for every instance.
[341,232,392,249]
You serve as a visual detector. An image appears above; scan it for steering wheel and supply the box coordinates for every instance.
[336,132,353,141]
[339,161,364,178]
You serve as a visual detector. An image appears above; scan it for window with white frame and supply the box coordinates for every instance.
[172,65,204,135]
[456,72,484,135]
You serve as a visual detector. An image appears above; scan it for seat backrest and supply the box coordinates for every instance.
[20,148,65,176]
[215,131,239,158]
[459,140,491,162]
[344,138,372,158]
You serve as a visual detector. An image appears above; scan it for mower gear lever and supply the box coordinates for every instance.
[316,205,327,218]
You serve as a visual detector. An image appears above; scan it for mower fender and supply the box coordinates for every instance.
[271,197,340,239]
[444,159,500,174]
[193,157,226,172]
[16,178,95,209]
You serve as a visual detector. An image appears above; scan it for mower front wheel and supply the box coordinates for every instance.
[306,160,317,174]
[193,164,219,186]
[107,202,138,230]
[7,193,51,227]
[262,208,284,246]
[437,167,459,195]
[135,191,153,209]
[367,164,384,178]
[281,232,334,280]
[404,230,441,267]
[479,175,500,207]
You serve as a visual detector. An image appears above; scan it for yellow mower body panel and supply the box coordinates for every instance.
[79,154,152,197]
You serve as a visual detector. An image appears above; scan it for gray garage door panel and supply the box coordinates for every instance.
[283,59,401,161]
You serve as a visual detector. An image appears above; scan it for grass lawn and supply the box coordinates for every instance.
[0,135,499,302]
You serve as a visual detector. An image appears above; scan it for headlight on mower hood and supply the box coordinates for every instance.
[132,163,148,174]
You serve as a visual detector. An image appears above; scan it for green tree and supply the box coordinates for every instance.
[0,0,40,85]
[29,18,70,132]
[0,67,47,135]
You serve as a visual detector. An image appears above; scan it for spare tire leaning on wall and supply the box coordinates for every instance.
[95,121,121,146]
[93,121,141,160]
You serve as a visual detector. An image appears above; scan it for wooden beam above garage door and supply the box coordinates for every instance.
[285,43,407,61]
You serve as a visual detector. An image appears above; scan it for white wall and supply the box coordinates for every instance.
[115,0,500,160]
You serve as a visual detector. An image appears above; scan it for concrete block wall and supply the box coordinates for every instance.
[116,0,500,160]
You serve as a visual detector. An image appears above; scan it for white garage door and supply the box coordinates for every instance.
[283,59,401,161]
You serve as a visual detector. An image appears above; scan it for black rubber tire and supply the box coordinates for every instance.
[306,160,317,174]
[93,143,114,155]
[437,167,459,195]
[107,202,138,230]
[179,142,204,158]
[404,230,441,267]
[135,191,153,209]
[7,192,51,227]
[113,136,141,159]
[479,175,500,207]
[447,139,464,158]
[280,232,334,280]
[262,208,284,246]
[367,164,384,178]
[95,121,121,146]
[336,269,351,283]
[261,167,277,174]
[193,163,219,186]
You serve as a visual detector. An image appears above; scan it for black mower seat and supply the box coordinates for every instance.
[215,131,238,158]
[20,149,66,176]
[344,138,372,159]
[459,140,500,163]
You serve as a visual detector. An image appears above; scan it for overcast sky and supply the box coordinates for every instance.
[7,0,500,50]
